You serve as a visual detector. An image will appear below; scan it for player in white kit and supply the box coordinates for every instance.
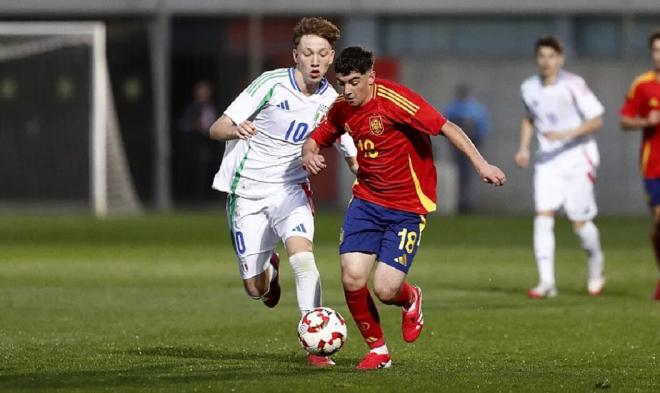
[514,36,606,299]
[209,17,357,367]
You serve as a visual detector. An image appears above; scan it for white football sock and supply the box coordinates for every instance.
[371,344,389,355]
[534,215,555,286]
[289,251,322,315]
[575,221,604,280]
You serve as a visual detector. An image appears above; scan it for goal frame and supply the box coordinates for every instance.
[0,22,108,216]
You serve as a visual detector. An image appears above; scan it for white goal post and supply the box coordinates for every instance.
[0,22,141,217]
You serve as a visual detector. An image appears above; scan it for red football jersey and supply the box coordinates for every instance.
[620,71,660,179]
[311,78,447,214]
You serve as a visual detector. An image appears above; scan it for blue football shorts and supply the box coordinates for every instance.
[339,198,426,274]
[644,178,660,208]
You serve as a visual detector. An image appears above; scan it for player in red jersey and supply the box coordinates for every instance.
[302,46,506,369]
[620,30,660,300]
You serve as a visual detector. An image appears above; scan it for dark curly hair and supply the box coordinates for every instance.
[334,46,375,75]
[649,29,660,49]
[292,17,341,47]
[535,35,563,54]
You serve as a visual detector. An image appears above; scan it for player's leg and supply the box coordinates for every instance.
[283,236,335,367]
[272,184,321,315]
[644,179,660,300]
[652,206,660,301]
[227,194,280,305]
[530,164,561,298]
[566,164,604,296]
[342,251,390,369]
[339,198,389,370]
[272,184,333,367]
[373,212,425,342]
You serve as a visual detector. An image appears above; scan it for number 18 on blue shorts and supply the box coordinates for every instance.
[339,198,426,274]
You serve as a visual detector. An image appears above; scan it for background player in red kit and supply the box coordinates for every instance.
[620,30,660,300]
[302,46,506,370]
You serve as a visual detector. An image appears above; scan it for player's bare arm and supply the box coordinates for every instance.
[544,115,603,141]
[344,156,359,175]
[515,117,534,168]
[620,111,660,131]
[441,120,507,186]
[302,137,327,175]
[209,114,257,141]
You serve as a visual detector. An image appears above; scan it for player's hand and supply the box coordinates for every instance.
[648,110,660,126]
[303,153,327,175]
[514,149,529,168]
[477,163,507,187]
[234,120,257,139]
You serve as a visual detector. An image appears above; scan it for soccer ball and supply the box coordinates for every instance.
[297,307,347,356]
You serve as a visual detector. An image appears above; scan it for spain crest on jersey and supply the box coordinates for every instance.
[650,97,659,108]
[369,115,384,135]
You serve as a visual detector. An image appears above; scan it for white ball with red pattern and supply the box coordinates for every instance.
[297,307,347,356]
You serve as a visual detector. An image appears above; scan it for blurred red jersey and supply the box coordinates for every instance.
[620,71,660,179]
[310,78,447,214]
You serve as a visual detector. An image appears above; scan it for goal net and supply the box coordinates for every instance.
[0,22,141,217]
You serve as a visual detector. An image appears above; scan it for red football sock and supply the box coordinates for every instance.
[344,286,385,349]
[385,281,415,308]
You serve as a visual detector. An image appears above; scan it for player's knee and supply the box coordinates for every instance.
[289,251,318,274]
[652,221,660,243]
[572,220,588,231]
[372,282,398,304]
[341,266,367,291]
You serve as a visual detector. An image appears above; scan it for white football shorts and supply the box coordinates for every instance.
[226,183,315,279]
[534,153,598,221]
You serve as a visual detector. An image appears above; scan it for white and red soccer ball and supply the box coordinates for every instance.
[297,307,347,356]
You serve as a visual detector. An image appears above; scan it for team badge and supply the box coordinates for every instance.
[369,115,384,135]
[650,97,659,108]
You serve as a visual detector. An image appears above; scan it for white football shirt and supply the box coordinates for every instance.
[213,68,355,198]
[520,70,604,164]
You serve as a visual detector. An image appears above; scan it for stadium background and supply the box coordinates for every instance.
[1,0,659,215]
[2,2,660,392]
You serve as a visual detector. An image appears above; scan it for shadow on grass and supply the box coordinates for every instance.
[0,348,364,391]
[126,346,293,362]
[126,346,362,370]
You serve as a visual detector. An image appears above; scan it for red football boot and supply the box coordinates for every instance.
[401,285,424,343]
[356,351,392,370]
[307,354,335,368]
[262,253,280,308]
[653,279,660,301]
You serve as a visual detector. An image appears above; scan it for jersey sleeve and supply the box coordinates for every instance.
[377,83,446,136]
[568,77,605,120]
[310,101,344,148]
[620,79,642,117]
[520,83,534,119]
[223,70,280,124]
[333,133,357,157]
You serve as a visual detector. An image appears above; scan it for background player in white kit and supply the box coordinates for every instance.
[514,36,606,299]
[208,17,357,367]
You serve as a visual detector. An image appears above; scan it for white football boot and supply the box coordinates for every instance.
[528,282,558,299]
[587,276,606,296]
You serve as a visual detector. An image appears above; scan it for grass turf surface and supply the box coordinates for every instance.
[0,213,658,392]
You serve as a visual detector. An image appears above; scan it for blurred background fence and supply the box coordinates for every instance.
[0,0,658,215]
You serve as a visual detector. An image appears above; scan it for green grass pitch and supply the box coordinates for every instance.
[1,213,658,392]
